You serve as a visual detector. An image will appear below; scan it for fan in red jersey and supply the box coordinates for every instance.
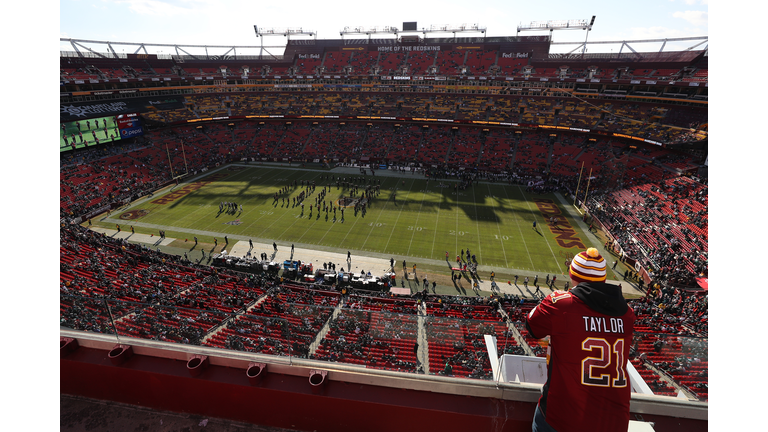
[526,247,636,432]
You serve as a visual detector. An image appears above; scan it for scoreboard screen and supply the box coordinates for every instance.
[59,113,143,153]
[60,115,121,152]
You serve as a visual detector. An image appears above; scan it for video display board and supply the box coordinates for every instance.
[60,115,120,152]
[60,113,143,152]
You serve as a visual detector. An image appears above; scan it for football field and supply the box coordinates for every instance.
[111,164,592,275]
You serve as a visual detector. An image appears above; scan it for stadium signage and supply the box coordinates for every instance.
[533,199,586,249]
[61,102,128,118]
[393,76,411,80]
[377,45,441,52]
[120,128,143,138]
[501,52,529,58]
[148,98,181,106]
[298,54,321,59]
[61,96,184,121]
[150,172,230,205]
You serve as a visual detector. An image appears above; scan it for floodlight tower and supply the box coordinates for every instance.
[339,26,400,42]
[254,25,316,58]
[517,16,595,57]
[418,23,487,40]
[338,23,487,42]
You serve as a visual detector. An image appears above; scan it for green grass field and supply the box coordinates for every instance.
[112,164,593,276]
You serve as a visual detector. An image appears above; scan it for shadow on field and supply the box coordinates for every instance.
[452,278,466,295]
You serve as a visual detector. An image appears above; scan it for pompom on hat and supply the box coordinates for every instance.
[569,247,607,283]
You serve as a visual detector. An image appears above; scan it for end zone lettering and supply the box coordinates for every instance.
[533,199,586,249]
[151,172,229,205]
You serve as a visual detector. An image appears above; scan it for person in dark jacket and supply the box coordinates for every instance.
[527,247,636,432]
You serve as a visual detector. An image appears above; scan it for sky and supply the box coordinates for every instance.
[59,0,710,55]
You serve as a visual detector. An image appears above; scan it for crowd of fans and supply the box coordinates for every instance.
[60,102,707,400]
[59,214,707,398]
[586,176,707,288]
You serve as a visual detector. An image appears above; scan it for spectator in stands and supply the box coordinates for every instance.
[526,248,636,432]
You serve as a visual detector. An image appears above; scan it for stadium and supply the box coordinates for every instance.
[59,19,708,432]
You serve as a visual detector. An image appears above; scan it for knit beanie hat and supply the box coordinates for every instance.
[570,247,607,283]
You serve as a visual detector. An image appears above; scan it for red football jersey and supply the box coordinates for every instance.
[527,291,636,432]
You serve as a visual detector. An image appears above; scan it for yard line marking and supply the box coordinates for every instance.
[471,183,482,262]
[315,177,360,246]
[430,190,443,261]
[515,184,560,270]
[259,170,323,240]
[455,188,459,257]
[405,186,428,256]
[486,183,508,266]
[500,183,535,269]
[207,167,288,235]
[382,179,416,253]
[360,190,394,250]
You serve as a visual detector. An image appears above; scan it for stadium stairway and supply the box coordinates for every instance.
[642,360,697,399]
[199,291,272,346]
[307,298,346,357]
[416,302,430,374]
[495,305,535,357]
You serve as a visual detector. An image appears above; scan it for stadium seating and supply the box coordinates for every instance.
[60,37,710,419]
[59,218,707,398]
[322,51,352,74]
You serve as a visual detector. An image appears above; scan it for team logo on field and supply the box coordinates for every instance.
[119,209,149,220]
[336,197,364,208]
[224,219,242,225]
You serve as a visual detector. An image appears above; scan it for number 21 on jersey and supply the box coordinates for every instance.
[581,337,627,388]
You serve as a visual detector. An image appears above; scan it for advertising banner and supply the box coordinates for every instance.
[60,96,184,122]
[116,113,144,138]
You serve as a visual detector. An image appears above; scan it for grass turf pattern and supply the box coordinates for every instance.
[127,165,587,274]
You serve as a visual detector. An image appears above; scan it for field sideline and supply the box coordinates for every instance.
[94,163,622,284]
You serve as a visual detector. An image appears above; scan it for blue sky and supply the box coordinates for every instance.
[59,0,709,54]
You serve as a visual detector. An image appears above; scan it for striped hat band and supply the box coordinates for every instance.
[570,247,607,283]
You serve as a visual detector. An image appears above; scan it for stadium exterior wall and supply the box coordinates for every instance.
[61,330,708,432]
